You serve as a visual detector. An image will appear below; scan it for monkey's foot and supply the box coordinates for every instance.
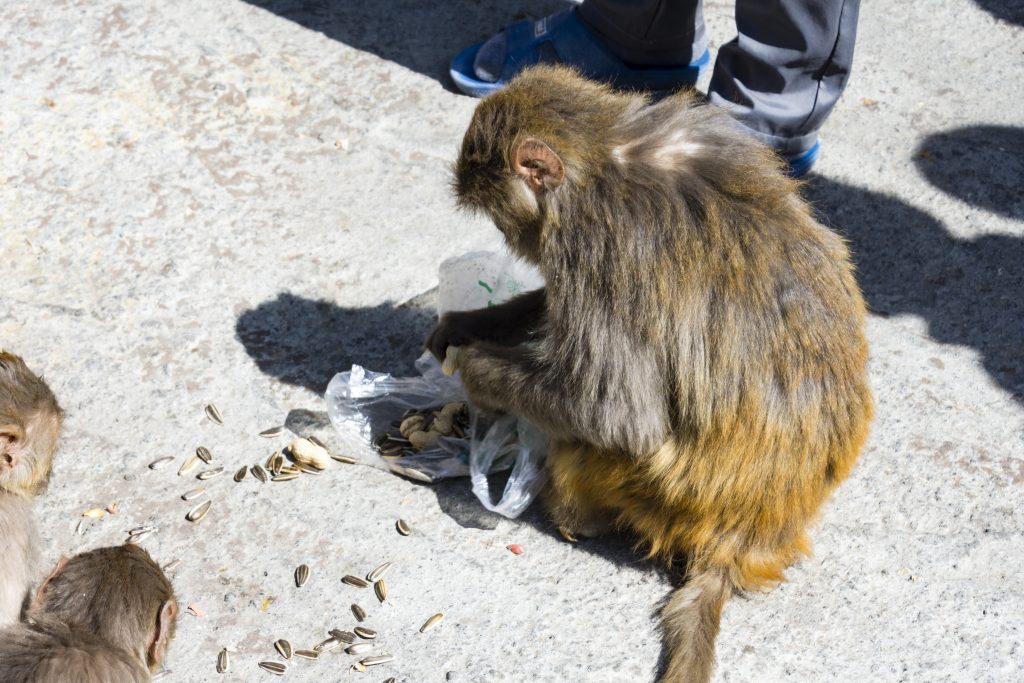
[450,8,710,97]
[557,526,579,543]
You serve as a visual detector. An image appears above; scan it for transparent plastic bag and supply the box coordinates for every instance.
[324,249,549,518]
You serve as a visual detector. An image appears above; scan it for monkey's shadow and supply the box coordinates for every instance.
[239,0,571,92]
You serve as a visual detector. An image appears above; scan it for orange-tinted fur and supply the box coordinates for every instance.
[444,65,873,682]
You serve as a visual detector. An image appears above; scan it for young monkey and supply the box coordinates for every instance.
[0,351,63,626]
[430,66,873,682]
[0,544,178,682]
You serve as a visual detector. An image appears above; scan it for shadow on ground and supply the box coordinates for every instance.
[913,125,1024,220]
[973,0,1024,25]
[241,0,570,90]
[235,291,436,394]
[805,129,1024,400]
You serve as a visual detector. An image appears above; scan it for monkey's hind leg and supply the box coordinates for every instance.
[542,442,620,542]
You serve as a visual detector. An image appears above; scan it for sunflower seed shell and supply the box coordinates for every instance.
[330,629,356,644]
[366,561,393,583]
[395,519,411,536]
[351,604,366,621]
[149,456,174,470]
[274,639,292,659]
[259,426,284,438]
[374,579,387,603]
[420,613,444,633]
[217,648,229,673]
[196,446,213,464]
[258,661,286,674]
[295,564,310,587]
[186,499,212,523]
[251,465,268,483]
[342,575,368,588]
[205,404,223,425]
[354,626,376,640]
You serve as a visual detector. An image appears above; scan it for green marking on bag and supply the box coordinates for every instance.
[477,280,493,293]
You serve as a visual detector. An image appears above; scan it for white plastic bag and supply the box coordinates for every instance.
[324,250,549,518]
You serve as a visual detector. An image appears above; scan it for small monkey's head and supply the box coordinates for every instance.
[0,351,63,497]
[453,66,630,262]
[32,544,178,672]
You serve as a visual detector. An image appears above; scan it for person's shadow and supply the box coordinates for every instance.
[973,0,1024,26]
[804,125,1024,402]
[240,0,570,90]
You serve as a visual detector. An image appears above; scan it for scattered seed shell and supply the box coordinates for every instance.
[360,654,394,667]
[295,462,321,475]
[293,649,319,660]
[205,404,223,425]
[274,639,292,659]
[162,559,182,572]
[373,579,387,603]
[420,613,444,633]
[258,661,286,675]
[331,454,357,464]
[196,446,213,464]
[351,662,367,673]
[354,626,376,640]
[82,508,105,519]
[272,472,299,482]
[366,561,393,583]
[295,564,310,587]
[186,499,212,523]
[187,603,204,617]
[197,467,225,480]
[149,456,175,470]
[127,530,153,544]
[178,454,200,476]
[265,452,278,470]
[330,629,356,644]
[233,466,248,482]
[181,488,206,501]
[217,648,229,674]
[351,604,366,622]
[385,678,397,683]
[345,643,373,655]
[251,465,268,483]
[343,575,369,588]
[314,637,341,652]
[395,519,411,536]
[306,435,327,449]
[271,454,284,476]
[129,525,157,536]
[259,426,285,438]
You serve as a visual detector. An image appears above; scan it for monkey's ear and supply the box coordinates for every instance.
[514,138,565,193]
[149,600,178,666]
[31,555,68,608]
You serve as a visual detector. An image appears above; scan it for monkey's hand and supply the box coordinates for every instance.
[425,312,476,363]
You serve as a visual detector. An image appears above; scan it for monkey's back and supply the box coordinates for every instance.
[547,101,873,588]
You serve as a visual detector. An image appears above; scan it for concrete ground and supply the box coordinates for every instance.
[2,1,1022,681]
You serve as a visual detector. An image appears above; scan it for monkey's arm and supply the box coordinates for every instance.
[426,288,545,361]
[457,340,668,455]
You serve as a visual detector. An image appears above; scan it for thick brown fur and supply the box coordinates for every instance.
[0,544,178,682]
[0,351,62,627]
[432,66,873,682]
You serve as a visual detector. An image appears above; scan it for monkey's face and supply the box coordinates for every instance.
[0,411,60,497]
[454,115,565,264]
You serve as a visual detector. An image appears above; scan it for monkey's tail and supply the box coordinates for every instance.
[659,566,733,683]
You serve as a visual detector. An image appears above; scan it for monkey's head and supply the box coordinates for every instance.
[454,66,631,263]
[0,351,63,498]
[32,544,178,671]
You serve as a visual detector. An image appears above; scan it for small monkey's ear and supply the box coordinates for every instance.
[514,137,565,193]
[149,600,178,667]
[31,555,68,608]
[0,425,21,469]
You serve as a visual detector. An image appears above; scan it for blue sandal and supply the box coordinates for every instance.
[450,8,710,97]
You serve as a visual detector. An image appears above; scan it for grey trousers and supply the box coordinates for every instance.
[578,0,861,154]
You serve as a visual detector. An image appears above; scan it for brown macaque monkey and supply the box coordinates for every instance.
[429,66,873,683]
[0,544,178,682]
[0,351,62,626]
